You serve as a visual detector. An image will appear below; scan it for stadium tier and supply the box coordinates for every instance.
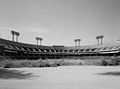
[0,38,120,59]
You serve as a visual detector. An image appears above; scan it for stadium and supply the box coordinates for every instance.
[0,30,120,67]
[1,1,120,89]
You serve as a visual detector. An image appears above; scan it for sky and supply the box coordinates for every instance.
[0,0,120,46]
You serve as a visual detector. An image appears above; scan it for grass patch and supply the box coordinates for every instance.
[0,56,120,68]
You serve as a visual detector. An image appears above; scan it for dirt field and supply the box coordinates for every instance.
[0,66,120,89]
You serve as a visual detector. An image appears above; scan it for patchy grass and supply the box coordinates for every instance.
[0,56,120,68]
[0,58,64,68]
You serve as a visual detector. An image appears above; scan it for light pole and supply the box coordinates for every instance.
[11,30,20,42]
[16,32,20,42]
[96,36,100,46]
[100,35,104,45]
[74,39,77,47]
[11,30,15,41]
[77,39,81,47]
[39,38,43,45]
[96,35,104,45]
[36,37,43,46]
[74,39,81,47]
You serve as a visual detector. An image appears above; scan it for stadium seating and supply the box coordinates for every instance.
[0,38,120,59]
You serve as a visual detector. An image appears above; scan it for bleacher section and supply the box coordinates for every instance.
[0,38,120,59]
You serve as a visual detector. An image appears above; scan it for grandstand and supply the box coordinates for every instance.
[0,37,120,59]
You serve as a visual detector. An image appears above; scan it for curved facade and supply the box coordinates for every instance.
[0,38,120,59]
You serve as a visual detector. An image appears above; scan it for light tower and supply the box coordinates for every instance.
[96,35,104,45]
[96,36,100,46]
[74,39,81,47]
[74,39,77,47]
[16,32,20,42]
[36,37,43,46]
[77,39,81,47]
[100,35,104,45]
[11,30,20,42]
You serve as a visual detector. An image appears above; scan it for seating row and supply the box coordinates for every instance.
[3,44,120,54]
[0,38,120,55]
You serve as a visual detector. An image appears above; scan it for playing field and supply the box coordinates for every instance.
[0,66,120,89]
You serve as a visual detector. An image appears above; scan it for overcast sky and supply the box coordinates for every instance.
[0,0,120,46]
